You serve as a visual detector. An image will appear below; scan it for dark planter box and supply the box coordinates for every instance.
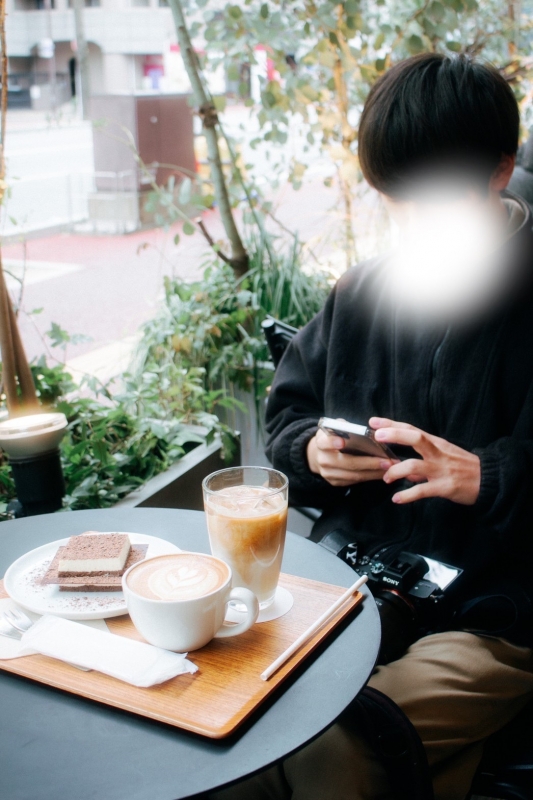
[114,436,240,512]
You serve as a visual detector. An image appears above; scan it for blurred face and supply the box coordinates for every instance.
[378,155,517,320]
[381,153,515,228]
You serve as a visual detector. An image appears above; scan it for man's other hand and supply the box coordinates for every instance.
[306,429,393,487]
[370,417,481,505]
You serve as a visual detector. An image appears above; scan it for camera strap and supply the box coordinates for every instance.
[319,528,358,562]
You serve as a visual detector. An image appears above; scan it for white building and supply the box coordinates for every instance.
[4,0,205,105]
[1,0,235,237]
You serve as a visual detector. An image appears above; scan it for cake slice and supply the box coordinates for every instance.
[58,533,131,576]
[41,544,148,591]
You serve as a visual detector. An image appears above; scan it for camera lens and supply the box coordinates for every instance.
[375,590,418,664]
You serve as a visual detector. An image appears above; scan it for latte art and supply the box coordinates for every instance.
[127,554,229,601]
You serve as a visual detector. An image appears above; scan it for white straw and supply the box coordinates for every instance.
[260,574,368,681]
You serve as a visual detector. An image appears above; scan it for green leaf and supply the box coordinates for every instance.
[227,5,242,19]
[227,64,240,81]
[422,17,437,37]
[260,3,269,18]
[183,221,196,236]
[446,40,462,52]
[300,83,319,101]
[428,0,445,21]
[262,91,277,108]
[406,34,425,54]
[213,95,226,112]
[329,31,339,46]
[360,64,376,81]
[201,194,215,208]
[47,322,71,348]
[344,0,358,12]
[173,234,180,246]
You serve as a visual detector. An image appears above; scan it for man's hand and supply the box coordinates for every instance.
[307,428,393,487]
[370,417,481,505]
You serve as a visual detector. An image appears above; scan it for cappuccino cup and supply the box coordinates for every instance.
[122,552,259,652]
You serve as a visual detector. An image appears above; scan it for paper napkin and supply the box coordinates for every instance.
[0,597,108,660]
[17,615,198,687]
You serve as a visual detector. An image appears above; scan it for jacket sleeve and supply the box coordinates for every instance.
[265,289,347,509]
[473,379,533,542]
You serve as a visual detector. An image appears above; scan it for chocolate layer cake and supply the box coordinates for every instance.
[58,533,131,576]
[42,545,148,592]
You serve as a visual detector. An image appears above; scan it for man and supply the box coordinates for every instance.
[214,54,533,800]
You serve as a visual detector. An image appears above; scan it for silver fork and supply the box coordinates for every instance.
[4,607,34,634]
[0,616,22,640]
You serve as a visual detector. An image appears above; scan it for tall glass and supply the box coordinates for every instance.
[202,467,288,609]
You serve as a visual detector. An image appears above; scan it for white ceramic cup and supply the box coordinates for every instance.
[122,552,259,652]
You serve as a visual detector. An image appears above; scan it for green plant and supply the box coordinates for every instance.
[0,356,235,520]
[130,231,332,417]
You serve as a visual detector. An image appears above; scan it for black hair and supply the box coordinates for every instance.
[358,53,519,197]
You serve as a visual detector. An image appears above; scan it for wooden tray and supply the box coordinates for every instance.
[0,573,363,738]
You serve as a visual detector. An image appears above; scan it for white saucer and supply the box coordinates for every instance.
[226,586,294,624]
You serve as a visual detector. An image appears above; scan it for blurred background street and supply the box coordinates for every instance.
[1,103,384,385]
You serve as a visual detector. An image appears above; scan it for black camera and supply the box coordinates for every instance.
[320,531,462,664]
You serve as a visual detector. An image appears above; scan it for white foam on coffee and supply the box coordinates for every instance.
[128,555,228,601]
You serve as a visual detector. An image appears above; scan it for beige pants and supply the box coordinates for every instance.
[212,632,533,800]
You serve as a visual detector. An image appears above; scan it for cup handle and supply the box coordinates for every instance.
[214,587,260,639]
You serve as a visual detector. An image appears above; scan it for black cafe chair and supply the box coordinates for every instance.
[261,316,300,369]
[261,315,533,800]
[261,317,322,525]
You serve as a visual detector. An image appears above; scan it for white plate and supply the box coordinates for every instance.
[3,532,181,620]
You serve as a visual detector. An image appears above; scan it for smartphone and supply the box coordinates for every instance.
[318,417,397,459]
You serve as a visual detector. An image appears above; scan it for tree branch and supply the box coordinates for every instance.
[194,217,233,266]
[167,0,249,277]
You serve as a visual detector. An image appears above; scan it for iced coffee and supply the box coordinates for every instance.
[203,468,288,609]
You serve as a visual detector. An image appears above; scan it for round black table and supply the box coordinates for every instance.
[0,508,380,800]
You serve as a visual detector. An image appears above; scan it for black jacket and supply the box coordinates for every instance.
[266,193,533,646]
